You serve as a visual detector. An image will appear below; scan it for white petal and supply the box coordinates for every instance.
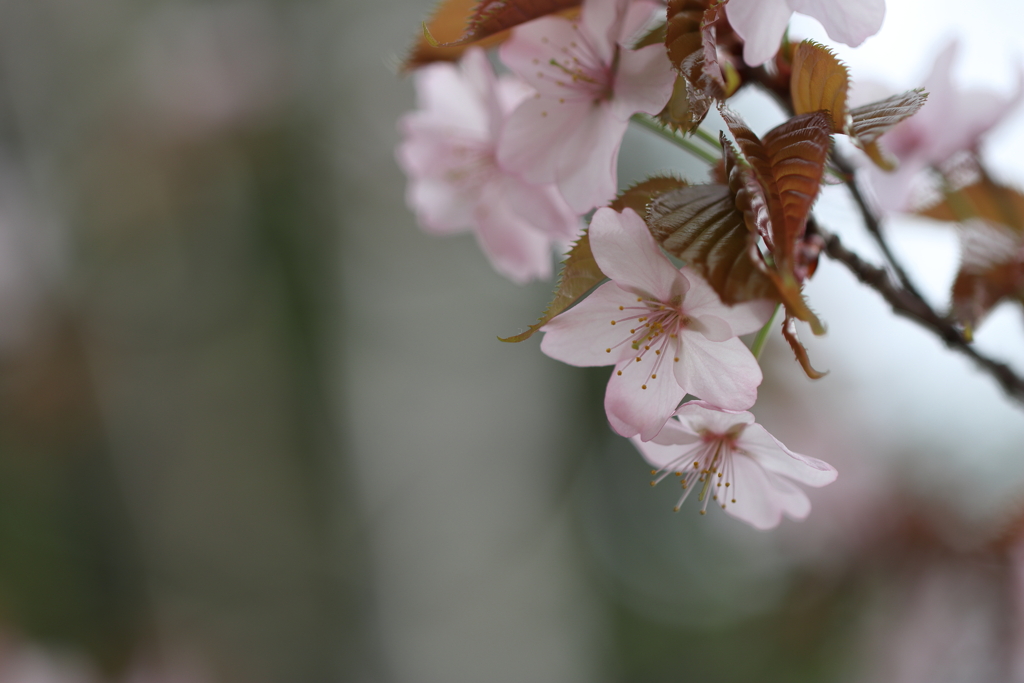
[672,400,754,435]
[604,351,687,440]
[540,282,642,366]
[590,208,687,301]
[721,452,787,529]
[611,42,676,119]
[738,424,838,487]
[678,268,774,335]
[790,0,885,48]
[724,0,793,66]
[630,431,702,471]
[673,334,761,410]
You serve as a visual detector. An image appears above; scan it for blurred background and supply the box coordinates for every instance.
[0,0,1022,681]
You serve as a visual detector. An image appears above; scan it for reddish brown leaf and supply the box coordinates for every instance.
[721,108,831,335]
[918,177,1024,231]
[790,41,849,134]
[782,313,828,378]
[849,89,928,170]
[950,221,1024,331]
[610,175,689,216]
[761,111,832,262]
[402,0,580,70]
[661,1,732,132]
[449,0,580,46]
[647,183,779,304]
[500,230,602,342]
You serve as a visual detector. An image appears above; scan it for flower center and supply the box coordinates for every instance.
[606,296,686,390]
[535,23,616,103]
[649,436,739,516]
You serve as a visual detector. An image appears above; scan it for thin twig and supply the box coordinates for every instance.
[813,221,1024,405]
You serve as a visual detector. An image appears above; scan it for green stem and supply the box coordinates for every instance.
[692,126,721,150]
[751,304,781,360]
[631,115,718,165]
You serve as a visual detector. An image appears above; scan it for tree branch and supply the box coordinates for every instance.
[813,223,1024,406]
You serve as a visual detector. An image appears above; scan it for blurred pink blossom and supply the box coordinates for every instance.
[861,39,1024,212]
[540,208,771,440]
[632,400,837,529]
[397,47,580,283]
[496,0,675,213]
[726,0,885,67]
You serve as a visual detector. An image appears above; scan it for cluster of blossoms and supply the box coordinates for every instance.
[397,0,1023,529]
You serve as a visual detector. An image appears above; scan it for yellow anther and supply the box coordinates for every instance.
[731,498,736,503]
[606,348,611,353]
[610,320,616,325]
[674,357,680,362]
[699,510,706,516]
[635,357,641,362]
[616,370,622,376]
[655,350,661,355]
[651,373,657,379]
[641,384,647,390]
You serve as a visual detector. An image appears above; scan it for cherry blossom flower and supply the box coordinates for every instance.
[496,0,676,213]
[633,401,837,529]
[397,47,580,283]
[860,40,1024,212]
[540,208,772,440]
[725,0,885,67]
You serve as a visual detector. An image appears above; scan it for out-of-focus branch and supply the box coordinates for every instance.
[813,222,1024,406]
[831,151,928,302]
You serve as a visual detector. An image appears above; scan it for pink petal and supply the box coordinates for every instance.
[611,42,677,119]
[722,453,790,529]
[679,269,775,335]
[630,432,702,470]
[673,334,761,410]
[412,61,489,133]
[540,281,644,366]
[499,16,605,99]
[790,0,885,49]
[589,208,686,301]
[499,98,624,212]
[672,400,754,435]
[738,424,838,487]
[405,178,475,235]
[604,350,687,440]
[553,105,627,212]
[724,0,793,66]
[581,0,631,66]
[691,314,733,342]
[474,183,555,283]
[499,174,581,242]
[646,416,702,447]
